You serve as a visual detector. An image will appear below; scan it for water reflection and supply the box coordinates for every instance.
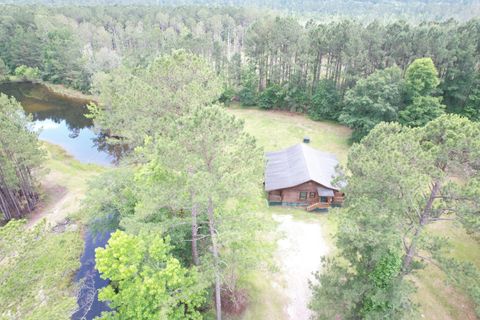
[71,230,111,320]
[0,81,124,166]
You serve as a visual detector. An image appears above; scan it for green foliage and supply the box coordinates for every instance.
[0,6,479,116]
[339,66,403,141]
[90,50,222,149]
[309,79,341,121]
[463,74,480,121]
[258,83,285,110]
[400,58,445,126]
[42,28,86,90]
[369,250,403,289]
[95,231,206,320]
[81,168,137,230]
[399,96,445,127]
[405,57,440,97]
[283,84,309,112]
[219,85,236,106]
[84,102,273,318]
[311,115,480,319]
[310,201,417,319]
[0,94,45,220]
[0,58,8,80]
[0,219,83,319]
[14,65,40,81]
[238,66,258,106]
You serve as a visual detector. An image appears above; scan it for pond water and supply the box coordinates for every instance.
[0,81,120,166]
[71,230,112,320]
[0,82,115,319]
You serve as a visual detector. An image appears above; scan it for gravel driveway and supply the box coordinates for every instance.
[273,213,329,320]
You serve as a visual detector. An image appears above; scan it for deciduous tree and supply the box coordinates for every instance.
[95,231,206,320]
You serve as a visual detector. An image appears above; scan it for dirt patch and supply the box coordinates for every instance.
[27,182,68,227]
[273,213,329,319]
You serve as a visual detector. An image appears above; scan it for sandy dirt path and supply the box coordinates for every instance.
[273,213,329,320]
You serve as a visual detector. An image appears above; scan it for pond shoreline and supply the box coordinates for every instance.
[0,78,97,102]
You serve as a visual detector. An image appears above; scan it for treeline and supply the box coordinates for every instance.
[0,0,478,22]
[0,6,479,138]
[0,94,44,221]
[0,5,261,91]
[240,17,480,111]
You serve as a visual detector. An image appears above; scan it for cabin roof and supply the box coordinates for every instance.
[264,143,339,192]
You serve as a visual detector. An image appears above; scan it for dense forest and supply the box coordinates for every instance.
[0,0,479,22]
[1,1,480,320]
[1,5,479,139]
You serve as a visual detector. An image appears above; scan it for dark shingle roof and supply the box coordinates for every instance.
[265,144,339,192]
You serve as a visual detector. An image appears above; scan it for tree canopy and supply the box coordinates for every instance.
[89,50,222,149]
[311,115,480,319]
[339,66,403,141]
[95,231,206,320]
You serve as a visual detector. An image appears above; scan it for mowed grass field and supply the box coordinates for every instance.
[227,106,479,319]
[228,106,352,163]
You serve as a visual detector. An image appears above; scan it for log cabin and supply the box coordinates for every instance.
[265,143,344,211]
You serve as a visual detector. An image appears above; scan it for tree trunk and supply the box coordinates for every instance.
[191,199,200,266]
[207,196,222,320]
[402,180,442,271]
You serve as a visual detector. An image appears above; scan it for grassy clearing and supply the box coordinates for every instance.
[224,106,349,319]
[234,270,287,320]
[227,105,351,163]
[412,221,480,320]
[28,142,107,226]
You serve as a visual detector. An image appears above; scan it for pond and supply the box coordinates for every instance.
[0,82,116,319]
[0,81,122,166]
[71,230,112,320]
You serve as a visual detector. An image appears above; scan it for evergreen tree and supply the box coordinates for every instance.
[0,94,45,221]
[311,115,480,319]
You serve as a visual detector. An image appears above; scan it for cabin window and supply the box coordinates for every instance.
[309,192,316,198]
[299,192,308,200]
[320,196,329,203]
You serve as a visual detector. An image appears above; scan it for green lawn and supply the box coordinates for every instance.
[227,106,351,163]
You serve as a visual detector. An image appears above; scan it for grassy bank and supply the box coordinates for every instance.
[1,142,106,319]
[43,82,96,101]
[28,142,107,226]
